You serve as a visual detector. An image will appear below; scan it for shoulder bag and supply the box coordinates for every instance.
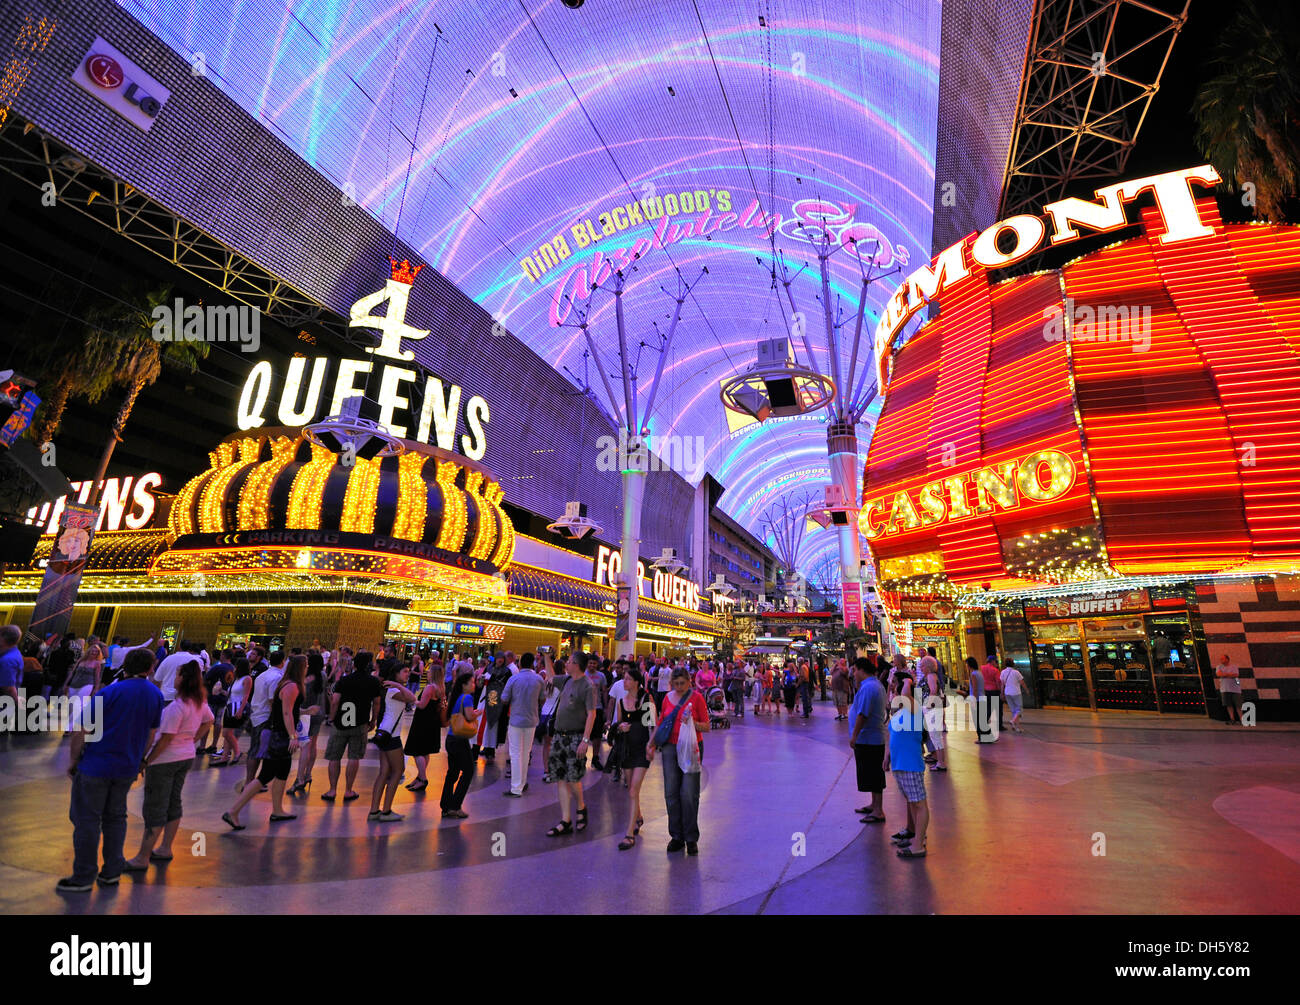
[449,696,479,738]
[651,689,692,748]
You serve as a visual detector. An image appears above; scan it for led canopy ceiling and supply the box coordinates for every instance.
[117,0,942,574]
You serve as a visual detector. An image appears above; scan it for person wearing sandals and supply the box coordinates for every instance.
[369,664,417,822]
[441,672,480,818]
[648,666,710,855]
[403,668,447,792]
[289,652,327,796]
[885,672,930,859]
[223,654,304,830]
[545,651,598,838]
[848,658,888,824]
[126,659,213,869]
[615,667,656,850]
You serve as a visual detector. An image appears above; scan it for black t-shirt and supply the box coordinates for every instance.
[332,671,384,729]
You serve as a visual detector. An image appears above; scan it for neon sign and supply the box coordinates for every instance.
[593,544,701,611]
[27,472,163,534]
[236,259,491,459]
[863,450,1077,539]
[874,165,1224,389]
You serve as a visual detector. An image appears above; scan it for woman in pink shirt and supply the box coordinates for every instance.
[694,662,717,691]
[125,660,213,869]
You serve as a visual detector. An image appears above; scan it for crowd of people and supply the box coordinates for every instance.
[13,629,789,891]
[0,621,1081,891]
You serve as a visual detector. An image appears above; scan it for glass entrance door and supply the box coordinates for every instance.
[1034,640,1090,707]
[1087,638,1157,711]
[1148,615,1208,714]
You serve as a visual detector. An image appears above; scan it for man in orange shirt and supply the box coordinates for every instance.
[797,659,813,718]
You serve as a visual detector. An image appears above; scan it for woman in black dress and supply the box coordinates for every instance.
[615,667,656,850]
[404,671,446,792]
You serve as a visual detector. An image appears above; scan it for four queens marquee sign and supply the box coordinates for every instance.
[237,259,491,459]
[872,165,1224,391]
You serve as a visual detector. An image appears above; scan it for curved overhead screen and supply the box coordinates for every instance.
[116,0,941,568]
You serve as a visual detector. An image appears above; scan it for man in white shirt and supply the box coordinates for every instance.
[242,651,286,790]
[110,636,155,672]
[999,659,1027,733]
[152,641,203,703]
[1215,655,1243,724]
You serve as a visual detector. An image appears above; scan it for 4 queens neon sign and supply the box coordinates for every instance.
[873,164,1225,390]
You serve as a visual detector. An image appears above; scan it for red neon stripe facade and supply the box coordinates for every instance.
[864,200,1300,590]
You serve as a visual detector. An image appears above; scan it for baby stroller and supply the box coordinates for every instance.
[705,685,731,729]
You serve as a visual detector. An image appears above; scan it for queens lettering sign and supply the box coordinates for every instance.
[236,259,490,460]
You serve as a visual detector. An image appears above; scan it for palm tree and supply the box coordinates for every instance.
[28,330,121,446]
[1192,1,1300,222]
[84,285,210,505]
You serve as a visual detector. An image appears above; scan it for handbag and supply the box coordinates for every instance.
[449,697,478,738]
[652,689,692,748]
[538,676,568,738]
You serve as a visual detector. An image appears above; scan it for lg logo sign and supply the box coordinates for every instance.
[73,38,170,131]
[84,51,163,116]
[85,54,124,89]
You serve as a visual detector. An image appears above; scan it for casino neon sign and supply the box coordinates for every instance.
[863,450,1077,540]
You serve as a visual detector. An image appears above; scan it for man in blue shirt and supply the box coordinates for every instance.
[58,648,163,893]
[0,625,23,752]
[0,624,22,698]
[848,657,889,823]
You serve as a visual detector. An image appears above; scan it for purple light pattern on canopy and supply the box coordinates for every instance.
[115,0,939,574]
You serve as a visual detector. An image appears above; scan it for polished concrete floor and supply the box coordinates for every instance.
[2,698,1298,914]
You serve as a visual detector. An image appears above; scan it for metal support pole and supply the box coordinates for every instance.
[819,245,846,418]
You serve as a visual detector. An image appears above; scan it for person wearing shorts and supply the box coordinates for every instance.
[545,652,597,837]
[1215,656,1243,724]
[849,659,888,822]
[999,659,1027,732]
[886,688,929,859]
[320,651,382,801]
[224,656,305,829]
[125,660,212,869]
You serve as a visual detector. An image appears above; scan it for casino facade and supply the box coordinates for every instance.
[865,168,1300,720]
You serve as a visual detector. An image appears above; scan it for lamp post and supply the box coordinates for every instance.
[566,268,705,659]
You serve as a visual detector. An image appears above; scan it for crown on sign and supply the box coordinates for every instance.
[388,257,425,285]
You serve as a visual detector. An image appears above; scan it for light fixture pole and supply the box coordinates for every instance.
[577,268,705,658]
[777,234,898,627]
